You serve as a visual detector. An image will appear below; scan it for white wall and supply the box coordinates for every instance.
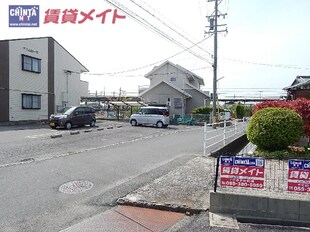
[54,42,88,111]
[149,63,188,90]
[9,38,49,121]
[8,38,89,121]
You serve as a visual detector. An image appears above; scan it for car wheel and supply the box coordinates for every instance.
[130,120,137,126]
[65,122,72,130]
[156,121,164,128]
[90,120,95,127]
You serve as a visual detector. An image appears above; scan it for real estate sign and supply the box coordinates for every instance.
[288,159,310,193]
[220,156,265,189]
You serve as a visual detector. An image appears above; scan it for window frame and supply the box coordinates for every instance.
[22,94,41,109]
[22,54,41,73]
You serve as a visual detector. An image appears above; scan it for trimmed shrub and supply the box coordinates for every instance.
[246,107,303,151]
[254,98,310,137]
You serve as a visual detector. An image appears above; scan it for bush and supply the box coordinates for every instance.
[254,98,310,137]
[290,98,310,137]
[192,106,212,114]
[246,107,303,151]
[253,100,288,113]
[236,104,246,119]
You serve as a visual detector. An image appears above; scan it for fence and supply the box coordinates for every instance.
[212,156,310,198]
[203,118,248,156]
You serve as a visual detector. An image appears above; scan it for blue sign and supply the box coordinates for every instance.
[9,5,40,27]
[288,159,310,170]
[221,156,265,167]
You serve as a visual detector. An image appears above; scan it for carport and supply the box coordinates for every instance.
[110,101,147,120]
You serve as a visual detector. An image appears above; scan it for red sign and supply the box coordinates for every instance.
[288,159,310,193]
[219,157,265,189]
[288,169,310,180]
[221,177,264,189]
[288,182,310,193]
[221,166,264,178]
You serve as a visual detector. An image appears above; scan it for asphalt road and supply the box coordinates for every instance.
[1,121,307,232]
[0,121,204,231]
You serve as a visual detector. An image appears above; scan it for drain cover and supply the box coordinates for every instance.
[59,180,93,194]
[209,212,239,229]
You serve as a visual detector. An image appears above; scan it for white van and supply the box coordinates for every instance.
[219,110,231,121]
[129,106,169,128]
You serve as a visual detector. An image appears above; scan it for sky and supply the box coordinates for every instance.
[2,0,310,99]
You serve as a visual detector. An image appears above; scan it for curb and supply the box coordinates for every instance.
[70,131,80,135]
[49,125,124,139]
[116,198,204,215]
[51,134,63,139]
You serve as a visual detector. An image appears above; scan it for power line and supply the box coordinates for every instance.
[105,0,213,64]
[84,35,212,76]
[129,0,214,57]
[221,57,310,70]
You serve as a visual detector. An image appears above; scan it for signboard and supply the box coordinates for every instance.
[220,156,265,189]
[9,5,40,27]
[288,159,310,193]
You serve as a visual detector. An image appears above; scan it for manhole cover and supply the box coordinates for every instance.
[59,180,93,194]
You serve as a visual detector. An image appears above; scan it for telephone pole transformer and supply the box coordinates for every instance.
[206,0,227,127]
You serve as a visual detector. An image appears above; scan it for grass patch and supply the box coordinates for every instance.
[253,146,310,160]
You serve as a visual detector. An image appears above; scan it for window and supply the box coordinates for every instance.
[22,94,41,109]
[170,77,176,82]
[74,108,85,115]
[147,108,159,115]
[22,54,41,73]
[174,98,182,109]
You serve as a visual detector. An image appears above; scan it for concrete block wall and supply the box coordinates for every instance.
[210,191,310,225]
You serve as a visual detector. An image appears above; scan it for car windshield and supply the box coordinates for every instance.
[58,107,70,113]
[63,107,76,115]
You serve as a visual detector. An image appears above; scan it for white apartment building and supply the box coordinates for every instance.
[0,37,89,122]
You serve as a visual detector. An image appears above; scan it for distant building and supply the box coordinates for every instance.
[283,76,310,100]
[0,37,89,122]
[139,61,210,116]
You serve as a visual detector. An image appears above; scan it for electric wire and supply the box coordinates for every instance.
[129,0,213,57]
[105,0,213,64]
[84,35,212,76]
[221,57,310,70]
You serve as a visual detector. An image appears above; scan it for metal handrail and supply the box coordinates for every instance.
[204,118,248,156]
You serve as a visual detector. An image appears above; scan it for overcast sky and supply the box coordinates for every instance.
[2,0,310,99]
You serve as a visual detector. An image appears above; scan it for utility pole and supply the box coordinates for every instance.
[212,0,218,127]
[206,0,227,128]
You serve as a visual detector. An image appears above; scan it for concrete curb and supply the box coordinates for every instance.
[116,198,203,215]
[49,125,123,139]
[51,134,63,139]
[70,131,80,135]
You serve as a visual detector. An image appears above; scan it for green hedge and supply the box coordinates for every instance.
[246,107,303,151]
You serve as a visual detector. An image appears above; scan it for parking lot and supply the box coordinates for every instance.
[0,120,202,167]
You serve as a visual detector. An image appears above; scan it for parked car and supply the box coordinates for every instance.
[129,106,169,128]
[49,106,96,129]
[219,110,231,121]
